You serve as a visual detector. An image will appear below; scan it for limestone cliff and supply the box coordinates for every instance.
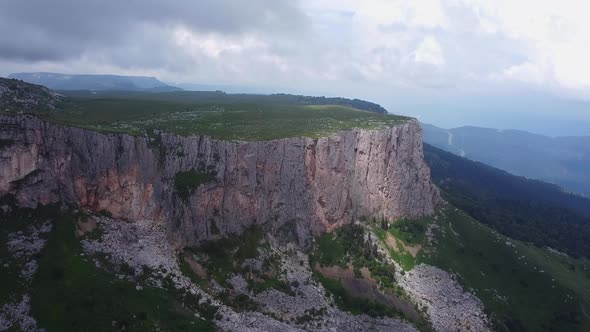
[0,114,440,247]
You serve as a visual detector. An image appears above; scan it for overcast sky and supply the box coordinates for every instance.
[1,0,589,134]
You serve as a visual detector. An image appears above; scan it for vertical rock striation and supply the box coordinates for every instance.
[0,115,440,247]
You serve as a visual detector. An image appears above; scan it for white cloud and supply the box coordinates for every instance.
[492,61,545,84]
[462,0,590,93]
[2,0,590,98]
[413,36,445,66]
[173,28,265,59]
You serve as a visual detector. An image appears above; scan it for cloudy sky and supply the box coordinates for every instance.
[1,0,590,135]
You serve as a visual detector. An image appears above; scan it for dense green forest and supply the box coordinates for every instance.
[424,143,590,258]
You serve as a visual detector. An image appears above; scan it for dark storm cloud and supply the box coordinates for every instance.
[0,0,308,62]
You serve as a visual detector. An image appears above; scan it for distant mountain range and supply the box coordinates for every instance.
[422,123,590,197]
[8,72,181,92]
[175,82,276,94]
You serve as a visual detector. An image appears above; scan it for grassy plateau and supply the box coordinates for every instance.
[14,91,410,141]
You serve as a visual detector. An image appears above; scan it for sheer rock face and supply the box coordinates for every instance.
[0,115,440,247]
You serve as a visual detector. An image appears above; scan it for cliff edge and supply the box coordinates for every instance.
[0,114,440,247]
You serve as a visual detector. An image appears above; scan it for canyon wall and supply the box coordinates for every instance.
[0,115,440,247]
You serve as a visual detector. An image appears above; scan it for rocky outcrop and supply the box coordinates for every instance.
[399,264,491,331]
[0,78,63,111]
[0,114,440,247]
[81,215,419,332]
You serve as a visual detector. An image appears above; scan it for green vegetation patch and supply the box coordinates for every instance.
[30,210,215,332]
[310,224,430,327]
[373,226,418,271]
[370,215,433,272]
[174,167,217,200]
[184,227,264,286]
[388,217,431,245]
[314,271,400,318]
[314,232,346,266]
[248,275,295,296]
[421,207,590,332]
[23,91,410,140]
[182,227,298,311]
[0,197,57,308]
[312,224,376,268]
[312,224,401,287]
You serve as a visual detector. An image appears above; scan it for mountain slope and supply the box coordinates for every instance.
[8,72,180,92]
[0,77,64,111]
[424,143,590,258]
[422,123,590,197]
[420,208,590,332]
